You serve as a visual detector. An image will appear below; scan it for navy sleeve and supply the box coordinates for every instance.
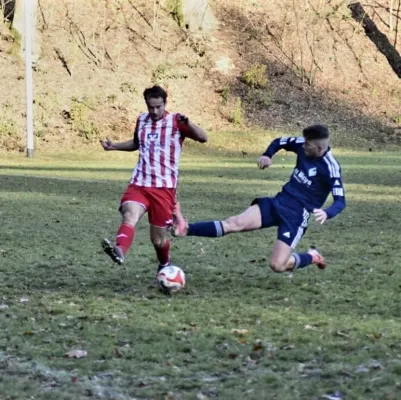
[324,176,346,219]
[263,137,305,158]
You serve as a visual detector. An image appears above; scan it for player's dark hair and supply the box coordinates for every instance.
[143,85,168,103]
[303,124,329,140]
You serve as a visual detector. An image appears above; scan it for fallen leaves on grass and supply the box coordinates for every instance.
[250,340,266,360]
[113,347,123,358]
[64,350,88,358]
[231,329,249,335]
[252,340,265,352]
[366,332,382,340]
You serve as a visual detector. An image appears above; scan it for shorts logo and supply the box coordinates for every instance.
[283,232,291,238]
[308,167,317,177]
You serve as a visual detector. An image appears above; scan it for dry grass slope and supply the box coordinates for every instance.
[0,0,400,151]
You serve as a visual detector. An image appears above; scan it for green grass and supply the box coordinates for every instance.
[0,147,401,400]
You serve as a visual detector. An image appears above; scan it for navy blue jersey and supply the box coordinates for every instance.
[263,136,346,219]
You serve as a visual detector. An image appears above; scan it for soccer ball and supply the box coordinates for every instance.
[157,265,185,293]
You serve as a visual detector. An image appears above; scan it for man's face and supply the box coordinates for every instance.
[303,138,328,158]
[146,97,166,121]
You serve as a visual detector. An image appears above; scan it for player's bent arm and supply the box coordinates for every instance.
[324,176,346,219]
[263,137,302,158]
[109,139,138,151]
[324,194,346,219]
[182,121,208,143]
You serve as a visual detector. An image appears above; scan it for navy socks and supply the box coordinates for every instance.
[292,252,313,269]
[187,221,225,237]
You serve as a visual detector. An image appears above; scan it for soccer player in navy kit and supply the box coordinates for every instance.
[172,124,346,272]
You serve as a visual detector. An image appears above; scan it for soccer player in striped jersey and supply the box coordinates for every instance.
[173,124,346,272]
[100,85,208,272]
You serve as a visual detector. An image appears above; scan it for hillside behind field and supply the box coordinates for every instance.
[0,0,400,151]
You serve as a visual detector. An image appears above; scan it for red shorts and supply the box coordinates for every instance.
[120,184,176,228]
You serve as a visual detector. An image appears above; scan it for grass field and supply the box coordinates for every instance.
[0,146,401,400]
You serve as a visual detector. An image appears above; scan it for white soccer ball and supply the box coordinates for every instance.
[157,265,186,293]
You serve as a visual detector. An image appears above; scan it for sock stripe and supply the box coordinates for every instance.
[292,252,313,270]
[292,253,301,269]
[214,221,224,237]
[187,221,224,238]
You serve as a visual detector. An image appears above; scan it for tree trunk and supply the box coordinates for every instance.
[348,2,401,78]
[12,0,41,62]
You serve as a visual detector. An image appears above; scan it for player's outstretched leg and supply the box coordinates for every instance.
[172,204,262,237]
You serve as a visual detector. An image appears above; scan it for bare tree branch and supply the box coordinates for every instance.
[348,1,401,78]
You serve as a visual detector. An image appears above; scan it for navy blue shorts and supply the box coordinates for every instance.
[251,196,310,248]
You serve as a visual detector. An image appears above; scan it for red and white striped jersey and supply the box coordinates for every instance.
[130,112,187,188]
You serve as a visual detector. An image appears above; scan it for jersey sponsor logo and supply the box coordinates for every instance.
[147,132,159,141]
[308,167,317,177]
[293,168,312,186]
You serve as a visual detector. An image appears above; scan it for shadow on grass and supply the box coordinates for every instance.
[0,165,133,173]
[1,185,400,321]
[1,150,401,191]
[0,164,400,207]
